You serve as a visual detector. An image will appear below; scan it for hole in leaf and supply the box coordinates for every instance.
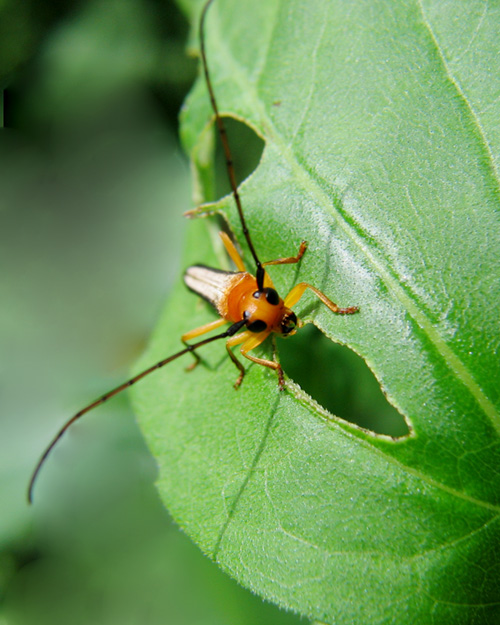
[215,116,264,200]
[278,325,409,437]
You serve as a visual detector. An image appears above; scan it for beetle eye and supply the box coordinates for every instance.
[252,287,279,306]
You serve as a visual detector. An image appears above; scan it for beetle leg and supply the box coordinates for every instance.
[263,240,307,266]
[225,331,252,388]
[284,282,359,315]
[239,332,285,390]
[182,317,229,370]
[219,231,247,272]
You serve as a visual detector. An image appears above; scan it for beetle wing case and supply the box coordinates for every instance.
[184,265,247,317]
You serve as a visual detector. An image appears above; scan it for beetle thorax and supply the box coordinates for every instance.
[222,275,284,333]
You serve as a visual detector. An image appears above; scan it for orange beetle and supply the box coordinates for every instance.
[183,231,357,389]
[27,0,358,503]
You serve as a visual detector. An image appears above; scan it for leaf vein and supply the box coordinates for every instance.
[213,11,500,435]
[212,393,281,559]
[416,0,500,186]
[287,380,500,513]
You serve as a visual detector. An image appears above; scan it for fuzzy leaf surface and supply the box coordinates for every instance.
[132,1,500,623]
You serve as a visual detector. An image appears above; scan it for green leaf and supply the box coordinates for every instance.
[132,1,500,623]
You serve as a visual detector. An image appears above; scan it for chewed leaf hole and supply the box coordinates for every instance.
[279,325,409,437]
[215,117,264,199]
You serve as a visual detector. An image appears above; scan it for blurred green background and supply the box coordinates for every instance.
[0,0,303,623]
[0,1,405,623]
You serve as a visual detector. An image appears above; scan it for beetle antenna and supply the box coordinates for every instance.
[199,0,265,290]
[28,319,246,504]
